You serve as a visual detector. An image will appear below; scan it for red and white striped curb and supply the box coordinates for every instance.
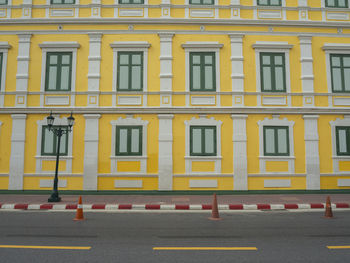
[0,203,349,211]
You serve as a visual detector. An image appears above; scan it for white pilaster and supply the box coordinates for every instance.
[298,0,309,20]
[161,0,170,17]
[303,115,320,190]
[231,115,248,190]
[229,34,245,107]
[22,0,32,18]
[91,0,101,17]
[231,0,240,19]
[87,33,102,107]
[299,36,315,107]
[158,33,174,107]
[158,114,174,190]
[83,114,101,190]
[9,114,27,190]
[15,34,31,108]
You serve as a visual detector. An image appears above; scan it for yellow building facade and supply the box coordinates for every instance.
[1,0,350,191]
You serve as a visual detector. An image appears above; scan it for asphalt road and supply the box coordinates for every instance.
[0,210,349,263]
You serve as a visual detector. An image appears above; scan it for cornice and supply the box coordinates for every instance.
[2,107,350,115]
[2,18,350,28]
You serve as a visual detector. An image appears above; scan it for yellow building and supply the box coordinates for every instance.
[0,0,350,191]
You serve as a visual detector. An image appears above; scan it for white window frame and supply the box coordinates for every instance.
[181,42,223,107]
[0,42,10,108]
[253,0,286,20]
[330,115,350,174]
[322,43,350,107]
[184,115,222,175]
[35,115,74,175]
[110,42,151,107]
[257,115,295,174]
[252,41,293,107]
[39,42,80,107]
[110,115,149,175]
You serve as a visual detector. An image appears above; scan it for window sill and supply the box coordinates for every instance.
[259,156,295,160]
[35,155,73,160]
[110,156,148,160]
[185,156,222,160]
[332,156,350,159]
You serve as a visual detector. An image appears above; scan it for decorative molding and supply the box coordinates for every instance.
[264,179,291,188]
[262,96,287,106]
[115,180,143,188]
[190,96,216,106]
[39,42,80,49]
[44,95,70,106]
[40,179,67,188]
[338,179,350,187]
[117,95,142,106]
[189,179,218,188]
[327,12,349,21]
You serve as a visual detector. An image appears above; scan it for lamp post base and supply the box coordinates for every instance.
[48,194,61,203]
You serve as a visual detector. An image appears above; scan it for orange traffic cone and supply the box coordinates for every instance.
[209,193,221,220]
[325,196,333,218]
[74,196,84,221]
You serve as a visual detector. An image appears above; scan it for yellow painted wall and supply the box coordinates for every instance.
[0,115,12,174]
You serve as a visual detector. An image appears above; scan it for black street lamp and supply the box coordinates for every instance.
[47,112,75,202]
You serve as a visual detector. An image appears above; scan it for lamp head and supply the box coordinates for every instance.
[47,112,54,130]
[67,112,75,131]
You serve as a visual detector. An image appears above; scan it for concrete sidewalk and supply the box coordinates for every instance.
[0,193,349,211]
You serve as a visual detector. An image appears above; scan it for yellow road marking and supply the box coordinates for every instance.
[327,246,350,249]
[0,245,91,250]
[153,247,257,251]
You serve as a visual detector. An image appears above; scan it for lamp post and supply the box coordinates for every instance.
[47,112,75,202]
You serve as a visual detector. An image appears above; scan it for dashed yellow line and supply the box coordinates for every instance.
[0,245,91,250]
[327,246,350,250]
[153,247,257,251]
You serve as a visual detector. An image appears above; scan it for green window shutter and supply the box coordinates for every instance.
[336,127,350,156]
[41,126,69,156]
[118,0,144,4]
[0,0,7,5]
[257,0,281,6]
[331,54,350,93]
[190,126,217,156]
[117,52,143,91]
[45,52,72,91]
[326,0,348,8]
[189,0,214,5]
[260,53,286,92]
[116,126,143,156]
[263,126,289,156]
[51,0,76,4]
[190,52,216,92]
